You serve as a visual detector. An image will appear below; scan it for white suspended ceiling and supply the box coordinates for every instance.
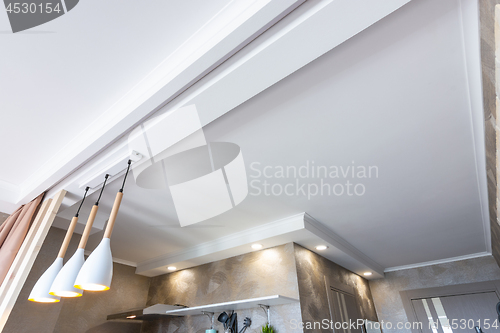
[0,0,488,278]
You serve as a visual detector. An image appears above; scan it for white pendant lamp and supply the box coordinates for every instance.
[28,187,90,303]
[49,175,110,297]
[74,161,131,292]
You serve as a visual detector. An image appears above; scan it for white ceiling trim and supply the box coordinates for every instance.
[5,0,305,210]
[303,214,384,275]
[457,0,491,252]
[135,212,385,278]
[384,251,491,273]
[135,213,307,276]
[0,179,19,204]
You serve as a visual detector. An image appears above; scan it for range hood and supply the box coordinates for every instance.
[107,304,184,321]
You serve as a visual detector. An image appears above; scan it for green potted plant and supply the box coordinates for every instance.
[261,323,276,333]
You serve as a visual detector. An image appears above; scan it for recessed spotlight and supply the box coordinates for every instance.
[315,245,328,251]
[126,315,137,319]
[167,266,177,271]
[364,272,372,276]
[251,244,263,250]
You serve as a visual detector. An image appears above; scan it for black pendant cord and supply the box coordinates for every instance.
[74,186,90,218]
[119,160,132,193]
[95,174,110,206]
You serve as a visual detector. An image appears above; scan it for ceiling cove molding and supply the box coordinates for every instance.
[52,140,139,208]
[9,0,305,210]
[0,179,20,209]
[134,213,384,278]
[47,0,412,209]
[457,0,490,252]
[384,252,492,273]
[303,214,385,275]
[135,213,307,276]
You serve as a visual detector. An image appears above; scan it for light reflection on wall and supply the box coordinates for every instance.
[142,243,302,333]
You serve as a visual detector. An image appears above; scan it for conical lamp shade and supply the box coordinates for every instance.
[49,248,84,297]
[28,258,63,303]
[74,238,113,291]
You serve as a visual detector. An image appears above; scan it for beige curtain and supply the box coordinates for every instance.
[0,193,44,285]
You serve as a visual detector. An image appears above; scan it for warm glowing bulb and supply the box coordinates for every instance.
[28,297,60,303]
[251,244,263,250]
[167,266,176,271]
[127,315,137,319]
[364,272,372,276]
[49,291,82,298]
[315,245,328,251]
[74,283,109,291]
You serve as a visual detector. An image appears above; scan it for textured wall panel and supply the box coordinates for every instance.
[294,244,378,333]
[141,243,302,333]
[480,0,500,266]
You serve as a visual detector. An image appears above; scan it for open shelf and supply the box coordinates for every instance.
[163,295,299,316]
[107,295,299,322]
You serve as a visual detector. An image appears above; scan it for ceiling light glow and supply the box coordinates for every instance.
[167,266,177,271]
[50,291,82,298]
[74,283,110,291]
[364,272,373,276]
[28,297,60,303]
[251,244,263,250]
[315,245,328,251]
